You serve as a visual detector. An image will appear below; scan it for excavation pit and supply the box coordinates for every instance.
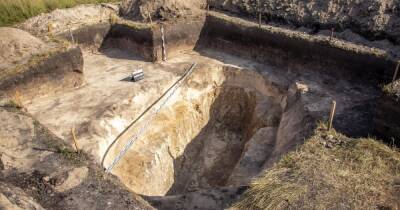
[13,10,396,208]
[23,47,380,198]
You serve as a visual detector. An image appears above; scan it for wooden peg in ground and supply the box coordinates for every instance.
[69,28,75,44]
[71,126,80,152]
[392,61,400,82]
[328,100,337,131]
[329,28,334,42]
[148,12,153,24]
[258,0,261,28]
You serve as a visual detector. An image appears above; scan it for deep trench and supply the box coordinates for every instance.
[165,71,283,195]
[102,63,290,196]
[96,13,388,197]
[21,11,395,201]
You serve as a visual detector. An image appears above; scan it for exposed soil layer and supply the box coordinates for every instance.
[102,12,398,82]
[121,0,400,47]
[0,107,153,210]
[0,46,83,102]
[0,28,49,71]
[121,0,205,20]
[374,80,400,144]
[3,4,400,209]
[58,22,112,48]
[24,47,379,201]
[209,0,400,45]
[102,23,156,61]
[18,4,119,38]
[198,12,397,84]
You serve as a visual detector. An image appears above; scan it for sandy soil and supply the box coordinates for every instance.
[0,28,50,71]
[210,0,400,45]
[18,4,119,37]
[0,106,153,210]
[24,47,379,198]
[121,0,400,58]
[25,48,187,159]
[121,0,205,20]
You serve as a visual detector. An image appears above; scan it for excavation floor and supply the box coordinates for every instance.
[25,48,379,197]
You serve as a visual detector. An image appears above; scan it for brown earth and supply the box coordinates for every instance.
[121,0,400,58]
[18,4,119,38]
[0,106,153,210]
[121,0,206,20]
[210,0,400,45]
[0,28,49,71]
[1,1,400,209]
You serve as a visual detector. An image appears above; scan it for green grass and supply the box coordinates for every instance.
[0,0,119,27]
[235,124,400,209]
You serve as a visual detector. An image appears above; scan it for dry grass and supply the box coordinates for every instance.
[11,90,24,108]
[235,124,400,209]
[0,0,118,26]
[383,80,400,99]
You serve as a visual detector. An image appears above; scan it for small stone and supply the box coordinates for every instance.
[107,201,112,205]
[327,135,334,141]
[326,143,333,149]
[46,189,52,194]
[43,176,50,182]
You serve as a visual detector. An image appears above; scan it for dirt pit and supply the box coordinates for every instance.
[25,48,286,196]
[103,60,286,196]
[18,10,383,202]
[23,45,378,200]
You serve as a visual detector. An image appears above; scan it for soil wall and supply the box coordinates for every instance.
[209,0,400,45]
[0,47,83,102]
[153,17,206,61]
[374,83,400,144]
[58,22,112,48]
[197,12,398,83]
[102,17,206,62]
[102,23,157,61]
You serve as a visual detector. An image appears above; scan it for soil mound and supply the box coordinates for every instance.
[18,4,119,37]
[0,27,48,71]
[121,0,206,20]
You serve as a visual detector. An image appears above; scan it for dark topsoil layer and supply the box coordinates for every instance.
[0,46,84,101]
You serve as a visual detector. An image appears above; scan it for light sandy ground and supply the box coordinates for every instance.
[18,4,119,37]
[0,27,50,71]
[25,48,379,197]
[25,48,189,159]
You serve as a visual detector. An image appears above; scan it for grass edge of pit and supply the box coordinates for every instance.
[234,121,400,210]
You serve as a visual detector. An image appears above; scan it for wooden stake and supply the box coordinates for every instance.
[69,28,75,44]
[258,0,261,28]
[48,22,53,37]
[328,100,337,131]
[392,61,400,82]
[148,12,153,24]
[71,126,79,152]
[329,28,334,42]
[161,24,167,61]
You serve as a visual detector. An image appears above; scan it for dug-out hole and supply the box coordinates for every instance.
[106,65,290,196]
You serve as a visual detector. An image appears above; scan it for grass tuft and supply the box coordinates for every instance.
[235,126,400,209]
[0,0,119,27]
